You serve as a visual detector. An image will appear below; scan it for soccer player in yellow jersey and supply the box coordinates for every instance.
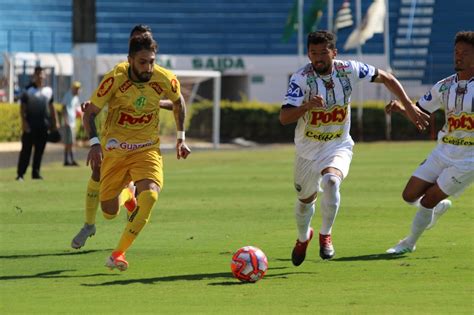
[70,25,176,250]
[83,33,190,271]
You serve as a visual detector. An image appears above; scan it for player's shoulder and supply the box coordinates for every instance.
[292,63,313,80]
[153,64,177,80]
[433,74,457,92]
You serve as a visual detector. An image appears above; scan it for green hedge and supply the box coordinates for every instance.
[0,103,22,141]
[188,100,444,142]
[188,100,294,142]
[0,101,445,142]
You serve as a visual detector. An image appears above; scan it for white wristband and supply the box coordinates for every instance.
[177,131,185,140]
[89,137,100,147]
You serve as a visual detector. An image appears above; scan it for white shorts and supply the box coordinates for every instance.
[294,148,353,199]
[412,150,474,196]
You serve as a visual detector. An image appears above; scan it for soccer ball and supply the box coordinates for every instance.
[230,246,268,283]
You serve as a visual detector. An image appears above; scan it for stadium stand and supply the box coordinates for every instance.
[0,0,472,86]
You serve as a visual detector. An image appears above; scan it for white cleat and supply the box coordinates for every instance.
[426,199,452,230]
[71,224,96,249]
[386,239,416,254]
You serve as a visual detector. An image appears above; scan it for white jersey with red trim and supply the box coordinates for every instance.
[417,74,474,168]
[282,60,377,160]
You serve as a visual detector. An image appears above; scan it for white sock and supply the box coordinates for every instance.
[319,173,341,235]
[405,205,433,245]
[405,196,422,208]
[294,199,315,242]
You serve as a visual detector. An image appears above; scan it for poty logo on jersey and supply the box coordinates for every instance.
[447,112,474,132]
[117,111,155,128]
[286,82,303,98]
[105,138,154,151]
[309,106,348,127]
[423,91,432,101]
[358,64,369,78]
[97,77,114,97]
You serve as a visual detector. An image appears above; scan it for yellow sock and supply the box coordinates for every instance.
[85,178,100,225]
[119,187,133,207]
[115,190,158,253]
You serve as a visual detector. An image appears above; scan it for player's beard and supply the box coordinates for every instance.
[313,61,331,75]
[132,66,152,82]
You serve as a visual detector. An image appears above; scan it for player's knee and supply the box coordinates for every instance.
[298,193,317,204]
[321,173,341,191]
[138,190,159,204]
[402,189,419,204]
[101,202,119,220]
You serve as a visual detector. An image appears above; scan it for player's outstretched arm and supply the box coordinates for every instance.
[385,99,406,115]
[172,95,191,159]
[374,70,430,131]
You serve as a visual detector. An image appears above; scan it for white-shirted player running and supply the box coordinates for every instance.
[386,30,474,254]
[280,30,429,266]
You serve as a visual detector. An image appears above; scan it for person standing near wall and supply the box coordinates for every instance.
[62,81,82,166]
[16,66,58,180]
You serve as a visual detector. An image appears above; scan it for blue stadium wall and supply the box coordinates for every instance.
[0,0,473,84]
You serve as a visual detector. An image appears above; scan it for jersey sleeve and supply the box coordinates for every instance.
[282,73,307,107]
[347,60,377,84]
[417,81,443,114]
[90,68,119,109]
[163,72,181,103]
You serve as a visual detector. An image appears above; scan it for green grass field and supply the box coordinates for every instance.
[0,142,472,314]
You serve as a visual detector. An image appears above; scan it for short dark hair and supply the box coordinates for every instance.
[129,33,158,56]
[129,24,152,37]
[455,31,474,47]
[34,65,44,73]
[307,30,337,49]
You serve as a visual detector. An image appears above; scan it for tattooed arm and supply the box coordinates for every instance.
[83,102,103,170]
[172,94,191,159]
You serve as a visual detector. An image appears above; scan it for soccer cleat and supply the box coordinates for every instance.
[386,239,416,254]
[71,223,96,249]
[319,233,335,260]
[105,251,129,271]
[124,186,137,213]
[426,199,452,230]
[291,228,314,266]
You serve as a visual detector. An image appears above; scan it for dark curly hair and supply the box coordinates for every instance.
[307,30,337,49]
[455,31,474,47]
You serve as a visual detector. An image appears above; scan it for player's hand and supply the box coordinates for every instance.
[305,95,325,110]
[87,144,103,170]
[81,101,92,113]
[385,99,404,114]
[404,103,430,132]
[176,140,191,160]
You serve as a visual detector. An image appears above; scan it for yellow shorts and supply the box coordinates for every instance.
[99,148,163,201]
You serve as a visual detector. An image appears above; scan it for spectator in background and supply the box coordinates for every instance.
[62,81,82,166]
[16,66,58,180]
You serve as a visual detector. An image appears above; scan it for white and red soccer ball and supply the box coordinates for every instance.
[230,246,268,283]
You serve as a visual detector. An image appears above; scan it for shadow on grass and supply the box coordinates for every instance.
[0,269,119,280]
[82,267,318,287]
[0,249,112,260]
[332,253,409,261]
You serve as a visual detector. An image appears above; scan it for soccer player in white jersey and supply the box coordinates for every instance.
[280,30,429,266]
[386,31,474,254]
